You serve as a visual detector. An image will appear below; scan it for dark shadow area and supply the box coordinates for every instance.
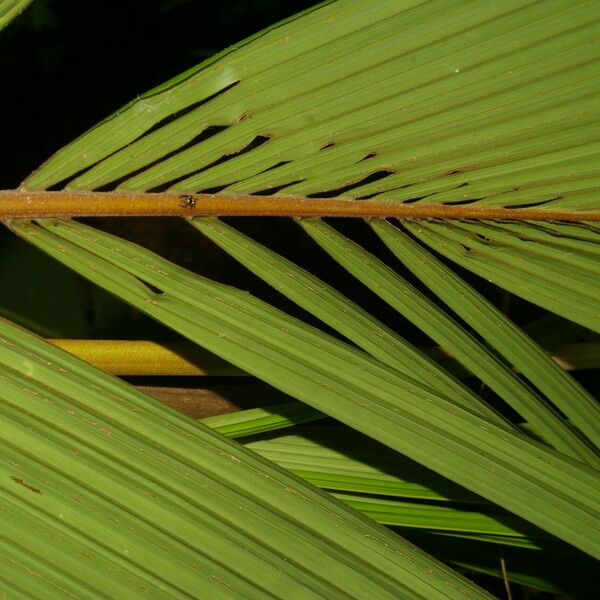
[403,531,597,599]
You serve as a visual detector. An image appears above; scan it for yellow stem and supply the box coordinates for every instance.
[49,339,245,376]
[49,339,596,376]
[2,189,598,221]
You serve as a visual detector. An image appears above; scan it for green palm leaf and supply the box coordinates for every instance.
[404,220,600,331]
[23,0,599,209]
[299,217,599,462]
[2,316,492,599]
[0,0,32,30]
[201,402,326,438]
[191,216,503,423]
[371,218,600,447]
[2,0,599,597]
[9,217,600,561]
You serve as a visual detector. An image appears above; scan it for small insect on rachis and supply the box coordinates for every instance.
[179,194,197,209]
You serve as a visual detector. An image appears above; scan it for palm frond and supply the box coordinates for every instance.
[8,217,600,561]
[0,0,32,30]
[201,402,325,437]
[404,219,600,331]
[2,0,599,596]
[299,217,599,462]
[191,216,501,422]
[23,0,599,216]
[370,219,600,449]
[1,316,493,599]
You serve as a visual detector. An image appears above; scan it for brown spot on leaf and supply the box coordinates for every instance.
[10,476,42,494]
